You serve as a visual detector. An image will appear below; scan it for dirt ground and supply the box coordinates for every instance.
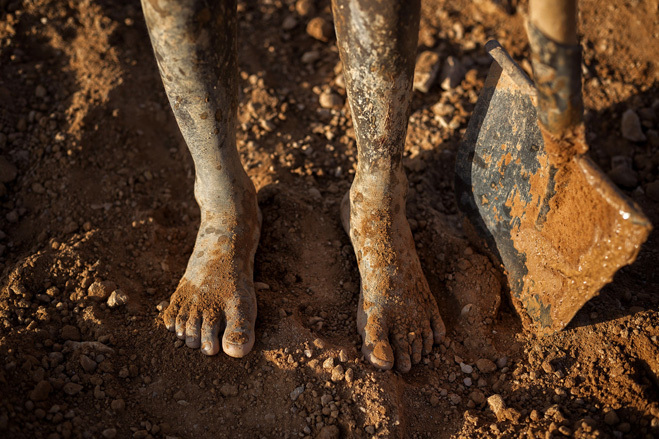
[1,0,658,438]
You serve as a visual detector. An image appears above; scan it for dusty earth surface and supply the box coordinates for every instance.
[1,0,658,438]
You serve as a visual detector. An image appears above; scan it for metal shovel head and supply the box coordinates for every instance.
[455,43,652,334]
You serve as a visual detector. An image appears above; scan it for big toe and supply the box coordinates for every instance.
[361,318,394,370]
[222,327,254,358]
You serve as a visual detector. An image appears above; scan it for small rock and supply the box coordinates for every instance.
[290,385,304,401]
[107,290,129,308]
[469,389,485,404]
[79,355,97,373]
[319,90,343,109]
[316,425,340,439]
[282,15,298,31]
[646,181,659,201]
[306,17,333,42]
[301,50,320,64]
[30,380,52,401]
[439,56,465,90]
[476,358,497,373]
[431,102,454,117]
[254,282,270,290]
[63,382,83,395]
[413,51,441,93]
[156,301,169,311]
[35,85,47,98]
[110,398,125,412]
[460,362,473,374]
[345,368,354,383]
[496,357,508,368]
[608,165,639,189]
[61,325,80,341]
[338,349,348,363]
[487,394,506,420]
[449,393,462,405]
[604,409,619,425]
[463,377,472,386]
[88,281,116,301]
[101,429,117,439]
[331,365,345,382]
[323,357,335,370]
[621,109,646,142]
[31,182,45,194]
[296,0,315,16]
[220,383,238,397]
[133,430,148,439]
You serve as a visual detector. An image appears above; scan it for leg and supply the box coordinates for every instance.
[332,0,446,372]
[141,0,260,357]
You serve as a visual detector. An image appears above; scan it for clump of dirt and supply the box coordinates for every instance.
[1,0,657,438]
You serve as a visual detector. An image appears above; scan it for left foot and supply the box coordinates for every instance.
[341,170,446,372]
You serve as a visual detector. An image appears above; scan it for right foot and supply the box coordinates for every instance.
[162,186,261,358]
[341,170,446,372]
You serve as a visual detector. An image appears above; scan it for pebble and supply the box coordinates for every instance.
[469,390,485,404]
[101,429,117,439]
[290,385,304,401]
[301,50,320,64]
[608,165,639,189]
[345,368,354,383]
[621,109,646,141]
[319,91,343,109]
[156,301,169,311]
[604,409,619,425]
[476,358,497,373]
[440,56,465,90]
[463,377,472,386]
[431,102,454,117]
[107,290,129,308]
[487,394,506,420]
[331,365,344,382]
[110,399,125,412]
[282,15,298,31]
[496,357,508,368]
[306,17,333,42]
[459,362,473,374]
[295,0,314,16]
[88,281,116,301]
[220,383,238,397]
[413,51,441,93]
[448,393,462,405]
[80,355,97,373]
[322,357,334,370]
[645,181,659,201]
[315,425,339,439]
[30,380,52,401]
[254,282,270,290]
[338,350,348,362]
[35,84,47,98]
[61,325,81,341]
[63,382,83,395]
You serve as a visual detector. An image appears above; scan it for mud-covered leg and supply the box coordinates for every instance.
[141,0,260,358]
[332,0,445,372]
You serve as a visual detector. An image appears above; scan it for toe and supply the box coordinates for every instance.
[422,326,434,355]
[410,333,423,364]
[175,304,190,340]
[185,312,202,348]
[222,293,256,358]
[163,301,179,331]
[392,332,412,373]
[430,311,446,344]
[201,313,221,356]
[360,313,394,370]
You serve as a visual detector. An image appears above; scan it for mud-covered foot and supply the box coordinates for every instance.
[341,170,446,372]
[163,187,261,358]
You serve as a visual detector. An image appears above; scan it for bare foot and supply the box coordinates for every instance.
[341,170,446,372]
[163,187,261,358]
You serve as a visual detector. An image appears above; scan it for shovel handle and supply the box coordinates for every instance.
[528,0,583,136]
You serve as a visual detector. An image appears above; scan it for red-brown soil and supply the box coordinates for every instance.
[1,0,657,438]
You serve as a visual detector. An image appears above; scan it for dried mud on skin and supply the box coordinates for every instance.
[0,1,658,439]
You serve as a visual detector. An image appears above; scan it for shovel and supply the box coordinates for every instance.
[454,0,652,334]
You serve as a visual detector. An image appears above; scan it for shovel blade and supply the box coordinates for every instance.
[455,44,652,334]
